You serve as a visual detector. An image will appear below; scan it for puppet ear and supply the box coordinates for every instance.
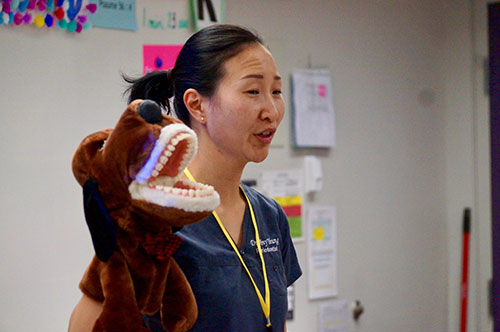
[82,178,116,262]
[72,129,112,186]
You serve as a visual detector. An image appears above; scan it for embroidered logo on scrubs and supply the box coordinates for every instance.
[250,237,280,254]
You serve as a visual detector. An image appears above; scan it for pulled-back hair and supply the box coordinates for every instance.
[124,24,264,127]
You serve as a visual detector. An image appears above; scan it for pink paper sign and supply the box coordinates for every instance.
[143,45,183,74]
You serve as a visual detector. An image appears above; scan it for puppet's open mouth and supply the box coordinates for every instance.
[128,123,219,212]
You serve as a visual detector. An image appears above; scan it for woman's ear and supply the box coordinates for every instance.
[183,88,206,124]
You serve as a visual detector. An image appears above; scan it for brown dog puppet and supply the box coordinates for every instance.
[72,99,219,332]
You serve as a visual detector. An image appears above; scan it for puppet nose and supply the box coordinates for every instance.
[138,100,163,124]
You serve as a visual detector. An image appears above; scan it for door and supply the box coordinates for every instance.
[489,2,500,331]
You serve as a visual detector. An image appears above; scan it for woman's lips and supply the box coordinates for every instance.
[255,129,275,144]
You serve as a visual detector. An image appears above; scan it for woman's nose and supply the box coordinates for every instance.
[260,95,281,122]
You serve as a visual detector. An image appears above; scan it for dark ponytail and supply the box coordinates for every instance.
[123,70,174,115]
[123,24,264,127]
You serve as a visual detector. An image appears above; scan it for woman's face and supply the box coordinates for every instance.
[203,43,285,165]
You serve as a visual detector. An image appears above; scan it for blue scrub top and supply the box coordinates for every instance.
[143,184,302,332]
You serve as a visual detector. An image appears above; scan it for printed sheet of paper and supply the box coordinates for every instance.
[318,299,350,332]
[90,0,137,30]
[260,169,304,241]
[291,68,336,148]
[307,205,338,299]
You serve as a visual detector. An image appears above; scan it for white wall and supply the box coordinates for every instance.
[0,2,194,331]
[239,1,448,331]
[441,1,477,331]
[441,0,493,331]
[0,1,492,331]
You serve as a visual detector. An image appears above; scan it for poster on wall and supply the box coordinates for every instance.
[291,68,336,148]
[260,169,304,242]
[90,0,137,30]
[307,205,338,299]
[143,45,183,74]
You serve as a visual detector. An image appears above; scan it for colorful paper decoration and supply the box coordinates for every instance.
[273,195,303,239]
[143,45,183,74]
[0,0,97,33]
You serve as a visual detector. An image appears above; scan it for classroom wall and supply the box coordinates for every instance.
[441,2,477,331]
[0,0,492,331]
[441,0,493,330]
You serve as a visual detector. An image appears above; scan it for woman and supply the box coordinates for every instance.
[69,24,301,332]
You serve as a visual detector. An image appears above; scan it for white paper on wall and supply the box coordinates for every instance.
[307,205,338,299]
[291,68,336,148]
[318,299,350,332]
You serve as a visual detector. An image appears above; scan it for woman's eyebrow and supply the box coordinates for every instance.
[241,74,282,80]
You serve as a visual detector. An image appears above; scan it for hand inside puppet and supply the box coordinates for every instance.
[72,100,220,332]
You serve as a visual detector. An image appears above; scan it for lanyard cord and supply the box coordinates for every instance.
[184,168,272,327]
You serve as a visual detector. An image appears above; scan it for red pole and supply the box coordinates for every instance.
[460,208,471,332]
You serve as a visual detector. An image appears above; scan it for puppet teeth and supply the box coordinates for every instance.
[129,180,220,212]
[175,133,186,142]
[129,123,220,212]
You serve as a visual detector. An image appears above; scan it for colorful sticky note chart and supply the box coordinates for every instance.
[143,44,183,74]
[274,195,303,239]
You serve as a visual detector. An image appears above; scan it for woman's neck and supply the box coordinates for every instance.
[185,125,249,245]
[186,147,245,208]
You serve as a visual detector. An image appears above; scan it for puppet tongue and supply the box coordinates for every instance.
[158,139,188,177]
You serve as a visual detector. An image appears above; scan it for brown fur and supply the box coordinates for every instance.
[72,100,213,332]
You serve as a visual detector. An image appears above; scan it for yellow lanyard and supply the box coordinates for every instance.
[184,168,272,328]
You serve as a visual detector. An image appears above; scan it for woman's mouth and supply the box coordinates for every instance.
[255,129,275,144]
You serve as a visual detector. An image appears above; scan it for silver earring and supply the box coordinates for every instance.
[200,116,205,121]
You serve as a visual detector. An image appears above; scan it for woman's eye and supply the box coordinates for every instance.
[246,90,259,95]
[273,90,282,95]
